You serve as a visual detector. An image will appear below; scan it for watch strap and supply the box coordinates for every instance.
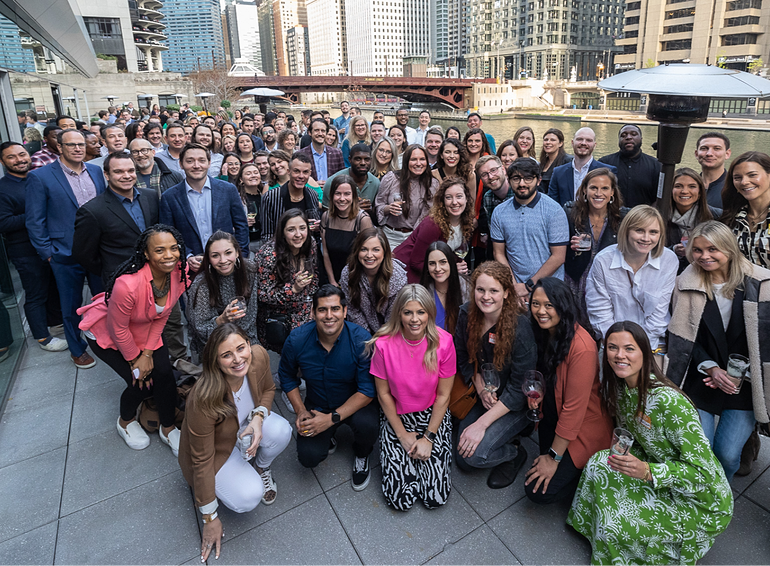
[548,447,563,462]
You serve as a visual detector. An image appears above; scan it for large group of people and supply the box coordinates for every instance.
[3,100,768,564]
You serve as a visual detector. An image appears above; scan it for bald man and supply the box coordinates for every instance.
[547,127,616,205]
[599,124,660,208]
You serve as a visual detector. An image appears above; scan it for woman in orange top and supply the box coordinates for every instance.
[524,277,613,504]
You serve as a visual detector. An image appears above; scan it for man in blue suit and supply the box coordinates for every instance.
[159,143,249,273]
[547,127,617,205]
[26,129,106,369]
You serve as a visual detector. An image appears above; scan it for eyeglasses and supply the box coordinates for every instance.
[62,143,86,149]
[130,148,153,156]
[479,166,503,180]
[510,175,537,184]
[376,148,393,155]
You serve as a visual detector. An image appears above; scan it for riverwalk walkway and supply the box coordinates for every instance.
[1,334,769,564]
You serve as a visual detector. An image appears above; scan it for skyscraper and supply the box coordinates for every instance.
[403,0,431,68]
[257,0,277,75]
[164,0,226,73]
[272,0,308,76]
[231,0,262,70]
[345,0,405,76]
[306,0,348,75]
[287,26,310,75]
[0,15,36,73]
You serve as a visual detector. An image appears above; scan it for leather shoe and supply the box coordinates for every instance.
[487,446,528,489]
[72,352,96,369]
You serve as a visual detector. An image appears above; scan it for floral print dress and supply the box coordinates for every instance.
[567,383,733,565]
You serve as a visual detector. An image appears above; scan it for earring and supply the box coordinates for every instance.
[583,194,588,202]
[235,257,241,268]
[609,196,614,204]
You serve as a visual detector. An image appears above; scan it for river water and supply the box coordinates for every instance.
[359,110,770,170]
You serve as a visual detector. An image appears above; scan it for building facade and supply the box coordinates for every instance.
[464,0,623,81]
[306,0,348,75]
[257,0,277,75]
[233,0,263,70]
[163,0,225,73]
[614,0,770,72]
[345,0,405,76]
[0,15,36,73]
[271,0,308,76]
[404,0,431,68]
[223,0,239,67]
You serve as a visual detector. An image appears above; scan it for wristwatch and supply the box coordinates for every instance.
[201,511,218,524]
[525,278,535,292]
[423,430,437,443]
[331,411,341,424]
[548,447,563,462]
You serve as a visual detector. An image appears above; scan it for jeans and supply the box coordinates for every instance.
[49,259,103,357]
[698,408,755,482]
[454,400,531,471]
[9,254,62,339]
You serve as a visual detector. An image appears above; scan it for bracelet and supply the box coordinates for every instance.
[642,462,652,483]
[143,352,152,358]
[201,511,218,524]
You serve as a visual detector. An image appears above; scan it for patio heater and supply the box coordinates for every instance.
[194,92,215,115]
[137,94,156,110]
[599,64,770,219]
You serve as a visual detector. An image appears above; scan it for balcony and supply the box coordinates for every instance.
[133,36,168,49]
[133,27,167,41]
[136,17,166,29]
[141,0,163,9]
[138,6,164,19]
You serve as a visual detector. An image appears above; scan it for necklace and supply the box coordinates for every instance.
[232,378,246,402]
[150,275,170,298]
[401,333,426,358]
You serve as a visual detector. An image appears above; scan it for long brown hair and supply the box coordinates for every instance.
[399,145,434,219]
[600,321,686,419]
[429,176,475,243]
[419,241,463,334]
[190,323,248,421]
[670,167,713,224]
[514,126,536,158]
[538,128,567,169]
[197,231,253,310]
[347,227,393,313]
[571,168,624,233]
[466,261,522,370]
[721,151,770,226]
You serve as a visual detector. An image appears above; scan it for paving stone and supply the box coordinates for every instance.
[74,357,123,393]
[4,361,76,413]
[0,448,66,544]
[731,435,770,496]
[487,495,591,565]
[60,429,181,516]
[452,436,538,521]
[743,459,770,512]
[0,394,72,468]
[68,378,125,444]
[423,525,521,565]
[216,494,360,565]
[18,343,71,371]
[0,521,57,565]
[327,466,483,565]
[55,472,200,565]
[701,496,770,564]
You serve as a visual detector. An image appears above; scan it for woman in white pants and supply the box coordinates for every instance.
[179,323,292,562]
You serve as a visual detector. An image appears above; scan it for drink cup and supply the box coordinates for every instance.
[610,427,634,457]
[576,233,592,251]
[727,354,750,393]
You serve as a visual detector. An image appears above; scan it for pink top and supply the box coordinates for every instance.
[370,328,456,414]
[77,263,189,361]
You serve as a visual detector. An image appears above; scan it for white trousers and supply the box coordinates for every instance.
[214,411,292,513]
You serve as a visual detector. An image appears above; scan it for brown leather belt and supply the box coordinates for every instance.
[385,225,412,234]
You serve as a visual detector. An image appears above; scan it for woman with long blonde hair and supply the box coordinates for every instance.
[342,116,371,167]
[367,284,456,510]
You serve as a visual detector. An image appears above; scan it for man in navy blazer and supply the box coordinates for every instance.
[26,129,106,368]
[159,143,249,272]
[547,127,617,205]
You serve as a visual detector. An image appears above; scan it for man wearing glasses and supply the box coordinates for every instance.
[476,156,513,261]
[490,158,569,305]
[128,139,184,198]
[26,129,106,369]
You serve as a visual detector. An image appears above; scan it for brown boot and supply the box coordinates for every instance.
[736,430,760,477]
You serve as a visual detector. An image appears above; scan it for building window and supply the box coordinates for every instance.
[625,29,639,37]
[663,23,693,33]
[722,33,759,44]
[726,0,761,9]
[724,15,760,26]
[625,16,640,24]
[665,7,696,18]
[662,39,692,50]
[83,16,127,71]
[623,44,638,53]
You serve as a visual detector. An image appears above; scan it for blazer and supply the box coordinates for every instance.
[297,144,345,181]
[178,344,275,508]
[547,159,617,206]
[25,160,106,263]
[77,263,189,361]
[73,188,160,286]
[552,324,614,468]
[159,177,249,257]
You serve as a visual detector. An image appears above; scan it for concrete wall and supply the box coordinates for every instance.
[10,60,196,119]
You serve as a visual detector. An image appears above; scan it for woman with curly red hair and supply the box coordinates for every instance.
[393,176,475,283]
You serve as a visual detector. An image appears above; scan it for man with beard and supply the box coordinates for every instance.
[321,144,380,219]
[477,155,513,260]
[261,125,278,152]
[297,119,344,185]
[599,124,660,208]
[547,127,616,205]
[333,100,352,139]
[128,138,184,198]
[491,158,569,304]
[0,142,66,353]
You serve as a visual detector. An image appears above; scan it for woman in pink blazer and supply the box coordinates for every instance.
[79,225,190,454]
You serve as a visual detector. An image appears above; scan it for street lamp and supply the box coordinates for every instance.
[599,64,770,218]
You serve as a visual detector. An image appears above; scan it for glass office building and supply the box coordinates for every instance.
[0,15,36,73]
[163,0,226,73]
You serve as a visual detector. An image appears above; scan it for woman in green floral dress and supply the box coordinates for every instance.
[567,321,733,565]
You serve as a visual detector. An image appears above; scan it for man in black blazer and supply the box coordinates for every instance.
[73,152,188,362]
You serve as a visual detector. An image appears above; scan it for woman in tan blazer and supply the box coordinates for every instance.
[178,324,292,562]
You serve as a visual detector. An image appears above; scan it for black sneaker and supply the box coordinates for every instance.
[328,437,337,455]
[352,455,370,491]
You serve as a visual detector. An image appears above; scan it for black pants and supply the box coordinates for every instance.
[87,338,177,427]
[9,253,62,340]
[296,401,379,468]
[524,420,582,504]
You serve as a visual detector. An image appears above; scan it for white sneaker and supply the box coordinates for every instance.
[117,418,150,450]
[38,336,68,352]
[159,426,180,457]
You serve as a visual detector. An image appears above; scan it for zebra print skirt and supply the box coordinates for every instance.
[380,407,452,510]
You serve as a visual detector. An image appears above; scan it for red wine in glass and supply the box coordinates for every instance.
[522,370,545,422]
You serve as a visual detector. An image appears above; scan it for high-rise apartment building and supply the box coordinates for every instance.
[223,0,239,67]
[131,0,168,71]
[287,26,311,75]
[345,0,405,76]
[306,0,348,75]
[232,0,263,70]
[0,15,36,72]
[431,0,465,75]
[257,0,277,74]
[271,0,308,75]
[464,0,623,81]
[614,0,769,73]
[164,0,225,73]
[404,0,431,66]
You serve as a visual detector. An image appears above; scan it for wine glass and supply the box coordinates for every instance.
[481,363,500,394]
[521,370,545,422]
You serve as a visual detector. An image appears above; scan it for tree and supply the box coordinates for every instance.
[189,68,241,114]
[644,58,656,68]
[748,58,764,75]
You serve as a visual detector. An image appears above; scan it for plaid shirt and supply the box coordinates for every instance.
[733,207,770,268]
[30,146,58,170]
[134,162,163,197]
[482,185,514,224]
